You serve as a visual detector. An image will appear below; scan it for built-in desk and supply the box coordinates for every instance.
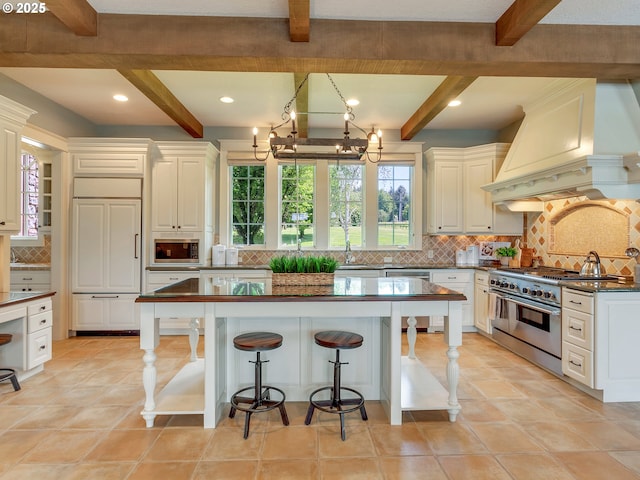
[136,276,466,428]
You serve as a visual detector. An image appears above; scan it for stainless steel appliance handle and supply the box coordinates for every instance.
[492,291,560,316]
[134,233,139,259]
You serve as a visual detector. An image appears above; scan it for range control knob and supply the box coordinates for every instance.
[501,281,509,288]
[522,287,530,294]
[534,289,544,297]
[509,283,517,290]
[544,291,554,300]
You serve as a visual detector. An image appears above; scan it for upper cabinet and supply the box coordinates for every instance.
[151,142,218,234]
[425,144,522,235]
[0,96,36,234]
[69,138,151,177]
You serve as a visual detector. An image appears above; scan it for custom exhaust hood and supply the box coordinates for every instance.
[483,79,640,207]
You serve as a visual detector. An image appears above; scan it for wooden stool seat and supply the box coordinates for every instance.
[233,332,283,352]
[229,331,288,439]
[306,330,367,440]
[0,334,20,392]
[314,330,363,350]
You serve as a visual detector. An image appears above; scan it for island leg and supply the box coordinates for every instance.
[188,318,200,362]
[141,348,157,427]
[407,316,417,359]
[443,301,462,422]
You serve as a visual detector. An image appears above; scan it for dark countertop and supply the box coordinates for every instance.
[136,276,467,303]
[560,280,640,293]
[150,263,498,272]
[0,291,56,308]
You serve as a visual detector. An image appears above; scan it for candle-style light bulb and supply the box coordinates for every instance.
[252,127,258,147]
[377,129,383,149]
[290,111,297,134]
[344,112,349,133]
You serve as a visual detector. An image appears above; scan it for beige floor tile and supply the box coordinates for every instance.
[143,427,212,461]
[470,379,528,399]
[61,405,131,429]
[318,457,382,479]
[418,422,486,455]
[318,425,376,457]
[438,454,513,480]
[492,399,557,422]
[379,456,448,480]
[370,424,432,456]
[0,464,77,480]
[497,453,576,479]
[468,422,544,453]
[0,430,50,463]
[85,429,161,462]
[554,451,640,480]
[258,459,319,479]
[193,460,259,479]
[0,404,40,428]
[523,422,598,451]
[63,462,136,480]
[565,421,640,450]
[261,426,318,459]
[127,461,197,480]
[537,396,604,421]
[202,426,265,460]
[11,405,80,429]
[609,451,640,476]
[458,400,509,422]
[21,430,103,463]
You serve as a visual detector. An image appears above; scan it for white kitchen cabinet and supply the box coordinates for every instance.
[151,142,217,234]
[72,293,139,331]
[473,271,491,334]
[71,198,141,293]
[10,270,51,292]
[0,96,35,233]
[68,138,150,177]
[562,288,594,387]
[425,144,522,235]
[146,270,199,332]
[26,299,53,369]
[428,269,474,331]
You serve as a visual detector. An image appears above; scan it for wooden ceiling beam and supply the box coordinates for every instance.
[117,69,203,138]
[401,76,478,140]
[2,15,640,78]
[496,0,562,46]
[289,0,310,42]
[293,73,309,138]
[45,0,97,36]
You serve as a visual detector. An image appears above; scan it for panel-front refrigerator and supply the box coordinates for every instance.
[71,178,142,332]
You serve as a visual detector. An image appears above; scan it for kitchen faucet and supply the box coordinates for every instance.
[10,248,17,263]
[345,240,354,264]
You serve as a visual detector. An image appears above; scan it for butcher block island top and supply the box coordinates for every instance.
[136,275,467,302]
[136,275,466,429]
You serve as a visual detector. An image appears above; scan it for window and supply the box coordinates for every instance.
[11,152,42,243]
[231,165,265,245]
[329,164,363,247]
[280,163,315,247]
[377,165,412,246]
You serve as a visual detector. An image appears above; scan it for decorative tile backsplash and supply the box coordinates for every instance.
[525,197,640,276]
[11,235,51,264]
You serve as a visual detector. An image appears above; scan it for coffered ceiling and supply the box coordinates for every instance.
[0,0,638,139]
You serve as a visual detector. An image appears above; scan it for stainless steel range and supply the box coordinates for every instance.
[488,267,613,375]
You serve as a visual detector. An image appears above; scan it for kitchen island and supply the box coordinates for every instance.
[136,275,466,428]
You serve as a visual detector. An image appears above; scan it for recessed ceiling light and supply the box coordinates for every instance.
[113,94,129,102]
[346,98,360,106]
[448,99,462,107]
[220,96,234,104]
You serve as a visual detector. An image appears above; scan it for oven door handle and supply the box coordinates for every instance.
[493,292,560,316]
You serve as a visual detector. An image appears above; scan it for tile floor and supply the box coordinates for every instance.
[1,332,640,479]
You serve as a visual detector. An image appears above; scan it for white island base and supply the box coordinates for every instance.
[139,298,463,428]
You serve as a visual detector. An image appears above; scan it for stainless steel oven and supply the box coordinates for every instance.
[153,239,199,263]
[489,269,563,375]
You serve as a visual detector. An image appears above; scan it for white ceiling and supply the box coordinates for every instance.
[0,0,638,133]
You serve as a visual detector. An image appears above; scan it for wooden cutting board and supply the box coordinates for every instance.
[520,247,534,267]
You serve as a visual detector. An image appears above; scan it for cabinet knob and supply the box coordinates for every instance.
[40,306,46,311]
[0,221,5,225]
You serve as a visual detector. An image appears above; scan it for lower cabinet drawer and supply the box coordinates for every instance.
[28,327,52,369]
[562,341,593,387]
[28,310,53,334]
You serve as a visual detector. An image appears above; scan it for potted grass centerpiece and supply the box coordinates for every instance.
[495,246,518,267]
[269,255,339,286]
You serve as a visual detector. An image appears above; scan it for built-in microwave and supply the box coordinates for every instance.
[154,239,199,263]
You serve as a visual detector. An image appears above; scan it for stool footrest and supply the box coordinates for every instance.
[0,368,21,392]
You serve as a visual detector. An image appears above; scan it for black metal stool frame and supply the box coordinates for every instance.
[305,347,368,441]
[229,350,289,439]
[0,368,20,391]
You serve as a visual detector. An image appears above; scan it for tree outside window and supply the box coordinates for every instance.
[329,164,363,247]
[231,165,265,245]
[280,164,315,247]
[378,165,412,246]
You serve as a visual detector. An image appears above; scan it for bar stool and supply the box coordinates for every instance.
[305,330,367,440]
[0,334,20,391]
[229,332,289,439]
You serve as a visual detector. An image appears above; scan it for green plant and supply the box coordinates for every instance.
[495,246,517,258]
[269,255,338,273]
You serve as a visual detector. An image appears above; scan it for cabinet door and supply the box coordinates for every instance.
[432,162,463,233]
[176,157,204,231]
[0,126,20,232]
[72,294,139,330]
[464,159,494,233]
[72,199,141,292]
[151,158,178,231]
[474,272,491,333]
